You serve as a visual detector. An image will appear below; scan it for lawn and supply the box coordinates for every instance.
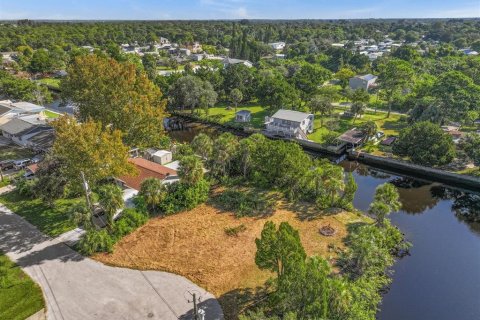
[37,78,61,90]
[0,191,80,237]
[44,110,60,119]
[94,197,369,318]
[0,146,35,161]
[206,102,269,128]
[0,254,45,320]
[308,108,406,143]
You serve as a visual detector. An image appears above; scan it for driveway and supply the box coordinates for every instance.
[0,205,223,320]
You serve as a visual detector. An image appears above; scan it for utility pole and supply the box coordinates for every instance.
[186,291,201,320]
[80,171,93,213]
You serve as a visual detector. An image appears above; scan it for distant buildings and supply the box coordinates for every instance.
[268,42,286,50]
[222,57,253,68]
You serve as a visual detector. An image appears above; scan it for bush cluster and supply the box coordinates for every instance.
[77,208,148,255]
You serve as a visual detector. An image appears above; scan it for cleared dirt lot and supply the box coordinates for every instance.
[94,203,367,297]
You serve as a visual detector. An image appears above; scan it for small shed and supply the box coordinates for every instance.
[380,136,397,146]
[235,110,251,123]
[152,150,173,165]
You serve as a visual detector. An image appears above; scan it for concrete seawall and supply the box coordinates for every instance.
[348,151,480,191]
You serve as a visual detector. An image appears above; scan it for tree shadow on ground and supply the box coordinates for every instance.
[209,187,280,219]
[382,120,406,133]
[217,285,271,320]
[283,200,343,221]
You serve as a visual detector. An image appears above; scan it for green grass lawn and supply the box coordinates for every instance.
[0,146,35,161]
[0,254,45,320]
[0,191,80,237]
[204,102,270,128]
[190,102,406,144]
[37,78,61,89]
[44,110,60,119]
[308,108,405,143]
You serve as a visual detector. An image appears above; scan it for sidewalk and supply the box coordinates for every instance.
[0,205,224,320]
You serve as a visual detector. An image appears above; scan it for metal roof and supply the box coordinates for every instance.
[271,109,312,122]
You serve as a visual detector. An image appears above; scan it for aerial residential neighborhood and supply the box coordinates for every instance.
[0,1,479,320]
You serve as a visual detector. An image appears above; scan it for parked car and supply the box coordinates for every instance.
[0,160,15,170]
[13,159,31,170]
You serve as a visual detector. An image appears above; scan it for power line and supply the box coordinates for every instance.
[80,173,180,319]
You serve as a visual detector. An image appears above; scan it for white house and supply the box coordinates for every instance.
[222,57,253,68]
[268,42,286,50]
[265,109,314,140]
[349,74,378,91]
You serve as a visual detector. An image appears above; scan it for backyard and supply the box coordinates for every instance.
[94,195,369,318]
[0,191,80,237]
[0,254,45,320]
[193,102,407,145]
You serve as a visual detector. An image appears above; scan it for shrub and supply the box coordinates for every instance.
[113,209,148,240]
[224,224,247,237]
[159,179,210,214]
[15,178,36,198]
[77,229,115,255]
[215,188,276,217]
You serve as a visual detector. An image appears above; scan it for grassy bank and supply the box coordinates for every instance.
[0,254,45,320]
[0,191,79,237]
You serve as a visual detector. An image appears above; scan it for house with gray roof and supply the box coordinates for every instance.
[0,115,50,146]
[264,109,314,140]
[222,57,253,68]
[349,74,378,91]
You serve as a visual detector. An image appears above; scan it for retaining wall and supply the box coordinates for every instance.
[349,151,480,191]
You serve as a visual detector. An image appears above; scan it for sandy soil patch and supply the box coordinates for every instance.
[94,204,366,298]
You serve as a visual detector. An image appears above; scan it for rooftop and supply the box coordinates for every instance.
[271,109,312,123]
[118,158,178,191]
[337,128,366,145]
[358,74,377,81]
[11,102,45,113]
[236,110,251,115]
[0,116,47,135]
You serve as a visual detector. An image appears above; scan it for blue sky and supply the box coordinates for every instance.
[0,0,479,20]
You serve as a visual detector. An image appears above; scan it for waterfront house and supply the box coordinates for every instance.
[235,110,251,123]
[264,109,314,140]
[349,74,378,91]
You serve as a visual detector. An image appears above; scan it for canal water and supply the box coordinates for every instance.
[169,123,480,320]
[342,161,480,320]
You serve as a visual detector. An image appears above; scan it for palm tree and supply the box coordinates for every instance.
[139,178,166,213]
[361,121,377,139]
[69,202,93,230]
[229,88,243,113]
[350,102,365,124]
[97,184,124,226]
[178,155,204,185]
[191,133,213,160]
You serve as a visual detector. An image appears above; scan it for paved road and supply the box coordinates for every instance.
[0,205,223,320]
